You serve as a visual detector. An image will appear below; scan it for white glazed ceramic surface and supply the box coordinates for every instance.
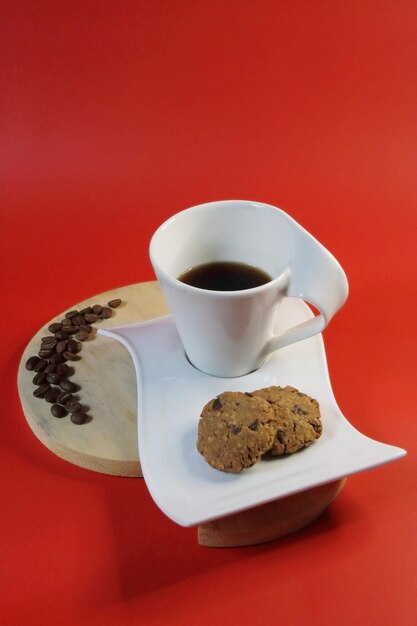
[99,299,406,527]
[149,200,349,377]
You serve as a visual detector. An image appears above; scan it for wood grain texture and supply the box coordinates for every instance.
[17,281,169,477]
[198,479,345,547]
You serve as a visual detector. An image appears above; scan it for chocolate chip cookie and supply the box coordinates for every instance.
[197,391,278,473]
[251,386,322,455]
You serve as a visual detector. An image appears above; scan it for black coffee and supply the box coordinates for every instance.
[177,261,272,291]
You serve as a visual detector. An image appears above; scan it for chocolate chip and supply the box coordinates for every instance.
[231,425,242,434]
[25,356,40,371]
[293,405,308,416]
[51,404,68,418]
[108,299,121,308]
[248,419,259,431]
[277,430,287,444]
[213,397,222,410]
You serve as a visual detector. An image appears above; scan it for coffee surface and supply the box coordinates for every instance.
[178,261,272,291]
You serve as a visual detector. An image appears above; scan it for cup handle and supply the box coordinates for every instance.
[264,232,349,355]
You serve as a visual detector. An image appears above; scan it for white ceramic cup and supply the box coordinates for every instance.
[149,200,348,377]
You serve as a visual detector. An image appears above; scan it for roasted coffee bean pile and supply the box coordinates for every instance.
[25,298,122,425]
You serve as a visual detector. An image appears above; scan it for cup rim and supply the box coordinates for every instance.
[149,199,294,296]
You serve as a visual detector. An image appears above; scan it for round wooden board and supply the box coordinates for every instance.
[17,281,170,477]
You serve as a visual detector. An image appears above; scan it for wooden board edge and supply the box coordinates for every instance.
[197,479,345,548]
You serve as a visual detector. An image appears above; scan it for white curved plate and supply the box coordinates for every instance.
[99,299,406,527]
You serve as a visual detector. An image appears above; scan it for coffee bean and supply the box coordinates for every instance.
[79,324,93,333]
[56,340,67,353]
[59,379,77,393]
[38,347,54,359]
[28,300,122,424]
[33,371,47,385]
[41,336,57,348]
[45,388,60,403]
[25,356,40,371]
[51,404,68,418]
[49,352,66,364]
[45,389,60,404]
[41,343,56,353]
[67,339,81,353]
[33,358,48,371]
[56,391,73,404]
[46,372,62,385]
[63,325,78,335]
[101,307,112,319]
[33,383,51,398]
[65,401,82,413]
[63,351,81,361]
[84,313,99,323]
[48,322,62,333]
[41,334,56,342]
[70,410,88,425]
[56,363,71,377]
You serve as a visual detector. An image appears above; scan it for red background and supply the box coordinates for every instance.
[1,1,416,624]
